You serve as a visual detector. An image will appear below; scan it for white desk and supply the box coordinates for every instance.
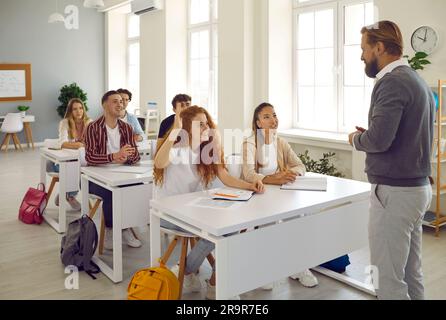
[150,175,373,300]
[1,115,35,149]
[136,139,154,160]
[80,162,153,283]
[40,148,80,233]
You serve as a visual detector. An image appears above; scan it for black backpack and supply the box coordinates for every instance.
[61,215,100,279]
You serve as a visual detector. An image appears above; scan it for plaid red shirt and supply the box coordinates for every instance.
[85,116,140,165]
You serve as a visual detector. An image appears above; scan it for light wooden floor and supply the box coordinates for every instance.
[1,148,445,300]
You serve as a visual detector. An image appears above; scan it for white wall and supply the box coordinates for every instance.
[165,0,188,115]
[375,0,446,87]
[105,9,127,91]
[0,0,105,143]
[218,0,255,134]
[267,0,293,130]
[139,0,187,121]
[140,9,167,119]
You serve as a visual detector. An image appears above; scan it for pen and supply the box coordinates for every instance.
[214,193,239,198]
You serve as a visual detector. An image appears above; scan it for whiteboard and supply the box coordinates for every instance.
[0,70,26,98]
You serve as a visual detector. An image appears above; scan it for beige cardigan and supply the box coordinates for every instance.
[58,118,92,149]
[242,134,306,183]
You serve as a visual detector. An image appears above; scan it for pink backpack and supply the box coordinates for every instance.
[18,183,48,225]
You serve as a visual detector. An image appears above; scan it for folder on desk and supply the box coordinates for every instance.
[211,188,254,201]
[281,176,327,191]
[109,166,152,174]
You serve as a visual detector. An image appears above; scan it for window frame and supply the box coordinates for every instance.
[187,0,219,120]
[293,0,375,134]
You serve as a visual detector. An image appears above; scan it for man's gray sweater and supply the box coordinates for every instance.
[353,65,435,187]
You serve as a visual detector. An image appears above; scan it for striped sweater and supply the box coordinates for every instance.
[85,116,140,165]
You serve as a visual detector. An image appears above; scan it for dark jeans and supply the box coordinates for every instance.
[89,182,113,228]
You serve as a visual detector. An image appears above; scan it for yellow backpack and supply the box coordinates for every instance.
[127,261,180,300]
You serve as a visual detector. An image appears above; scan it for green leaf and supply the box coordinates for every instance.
[415,51,428,59]
[419,60,431,65]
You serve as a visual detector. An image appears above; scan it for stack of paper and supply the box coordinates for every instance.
[211,188,254,201]
[281,176,328,191]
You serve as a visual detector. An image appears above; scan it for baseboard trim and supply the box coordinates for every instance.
[2,141,44,151]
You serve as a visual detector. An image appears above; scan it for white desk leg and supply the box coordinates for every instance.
[215,239,229,300]
[150,209,161,267]
[57,161,67,233]
[40,154,46,185]
[43,160,66,234]
[81,175,89,216]
[112,188,123,283]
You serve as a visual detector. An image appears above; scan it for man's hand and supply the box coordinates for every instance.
[349,131,361,146]
[113,144,135,163]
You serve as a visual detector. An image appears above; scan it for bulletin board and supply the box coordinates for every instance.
[0,64,32,102]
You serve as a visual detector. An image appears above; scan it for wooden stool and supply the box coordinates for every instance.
[88,195,106,255]
[46,172,59,201]
[159,228,215,299]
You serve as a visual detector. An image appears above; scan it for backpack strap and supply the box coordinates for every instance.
[81,216,100,277]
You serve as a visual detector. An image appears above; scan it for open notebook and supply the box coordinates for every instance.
[281,176,328,191]
[211,188,254,201]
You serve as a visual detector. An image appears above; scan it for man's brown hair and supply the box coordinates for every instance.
[361,20,404,57]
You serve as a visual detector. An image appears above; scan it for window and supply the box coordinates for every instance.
[188,0,218,121]
[294,0,375,133]
[126,14,140,114]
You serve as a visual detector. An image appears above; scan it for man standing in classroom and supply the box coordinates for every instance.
[349,21,435,300]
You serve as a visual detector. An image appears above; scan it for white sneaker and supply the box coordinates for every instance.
[122,229,142,248]
[260,283,274,290]
[205,280,240,300]
[290,269,318,288]
[104,227,113,250]
[171,265,202,294]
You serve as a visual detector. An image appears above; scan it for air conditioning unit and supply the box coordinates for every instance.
[131,0,163,15]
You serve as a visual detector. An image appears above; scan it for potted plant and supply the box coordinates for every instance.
[17,105,30,118]
[57,83,88,118]
[298,150,345,178]
[403,51,431,71]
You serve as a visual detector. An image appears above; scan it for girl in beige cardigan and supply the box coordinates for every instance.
[242,102,319,288]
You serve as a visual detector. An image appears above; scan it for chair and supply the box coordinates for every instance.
[0,113,24,152]
[88,195,106,255]
[159,228,216,299]
[46,172,60,202]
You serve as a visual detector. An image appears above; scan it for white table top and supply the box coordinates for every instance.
[81,161,154,187]
[40,147,80,161]
[0,115,35,122]
[151,175,371,236]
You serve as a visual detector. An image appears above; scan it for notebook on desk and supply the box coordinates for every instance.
[109,166,152,174]
[281,176,328,191]
[211,188,254,201]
